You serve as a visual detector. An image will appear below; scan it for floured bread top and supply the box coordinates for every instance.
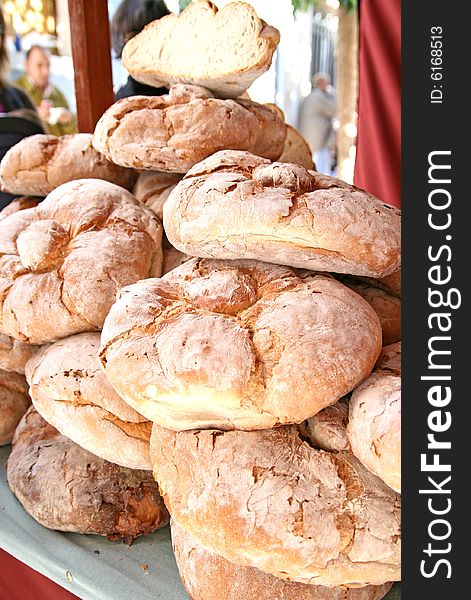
[164,150,401,278]
[100,258,382,431]
[0,178,162,344]
[122,0,280,98]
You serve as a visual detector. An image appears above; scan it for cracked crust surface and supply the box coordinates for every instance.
[0,178,163,344]
[0,368,30,445]
[7,407,168,539]
[122,0,279,98]
[0,333,41,374]
[151,424,401,586]
[333,276,401,345]
[26,332,152,469]
[300,397,351,453]
[163,151,401,278]
[171,520,393,600]
[100,258,382,431]
[0,134,135,197]
[347,343,401,493]
[92,86,286,173]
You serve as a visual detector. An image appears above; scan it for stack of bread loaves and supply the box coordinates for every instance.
[0,0,401,596]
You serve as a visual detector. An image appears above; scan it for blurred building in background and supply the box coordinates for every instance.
[2,0,358,181]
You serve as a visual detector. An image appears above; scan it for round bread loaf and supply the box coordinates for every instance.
[100,259,382,431]
[358,269,401,299]
[0,179,163,344]
[0,133,135,196]
[299,397,350,453]
[26,332,152,469]
[279,125,315,170]
[92,85,286,173]
[164,151,401,278]
[334,276,401,345]
[150,424,401,586]
[347,343,401,493]
[7,407,168,539]
[0,333,41,374]
[0,197,41,220]
[171,520,394,600]
[133,171,183,220]
[0,369,30,445]
[121,0,279,99]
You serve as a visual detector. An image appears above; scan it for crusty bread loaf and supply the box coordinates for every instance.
[164,151,401,278]
[0,179,162,344]
[122,0,280,98]
[26,332,152,470]
[151,424,401,586]
[100,259,382,431]
[299,397,350,453]
[347,343,401,493]
[334,276,401,344]
[359,268,401,298]
[92,85,286,173]
[0,333,41,374]
[0,197,41,219]
[279,125,315,170]
[171,520,394,600]
[0,368,30,445]
[133,171,183,220]
[7,407,168,539]
[0,134,135,196]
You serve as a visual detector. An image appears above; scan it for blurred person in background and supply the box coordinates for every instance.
[15,45,77,137]
[298,72,337,175]
[112,0,170,100]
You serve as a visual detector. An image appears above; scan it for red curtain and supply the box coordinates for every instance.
[354,0,401,207]
[0,549,79,600]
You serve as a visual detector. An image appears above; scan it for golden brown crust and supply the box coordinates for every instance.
[100,258,382,431]
[7,408,168,539]
[300,397,350,453]
[25,332,152,469]
[0,368,30,445]
[347,343,401,493]
[122,0,280,98]
[171,520,394,600]
[0,179,163,344]
[164,151,401,278]
[92,86,286,173]
[333,276,401,345]
[151,424,401,586]
[0,134,135,196]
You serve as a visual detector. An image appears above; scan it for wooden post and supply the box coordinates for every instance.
[68,0,114,133]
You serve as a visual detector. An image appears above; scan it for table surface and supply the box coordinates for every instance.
[0,445,401,599]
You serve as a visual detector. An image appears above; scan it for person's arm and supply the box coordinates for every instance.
[318,92,337,119]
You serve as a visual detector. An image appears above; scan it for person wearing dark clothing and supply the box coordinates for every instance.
[111,0,170,101]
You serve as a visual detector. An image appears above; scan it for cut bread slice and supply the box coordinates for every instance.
[122,0,280,98]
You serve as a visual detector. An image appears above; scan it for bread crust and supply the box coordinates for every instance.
[0,333,41,374]
[7,408,168,539]
[133,171,183,220]
[150,424,401,586]
[92,86,286,172]
[0,179,162,344]
[171,520,394,600]
[122,0,280,98]
[333,276,401,345]
[0,197,41,220]
[26,332,152,469]
[300,397,351,453]
[347,343,401,493]
[100,258,382,431]
[0,368,30,445]
[164,151,401,278]
[0,134,135,196]
[279,125,315,170]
